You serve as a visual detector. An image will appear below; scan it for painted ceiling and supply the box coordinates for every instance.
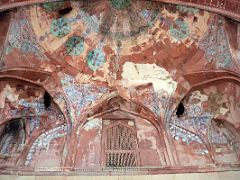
[1,0,240,21]
[0,0,239,175]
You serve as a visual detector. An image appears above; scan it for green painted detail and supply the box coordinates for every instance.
[113,32,124,40]
[42,1,64,12]
[111,0,131,9]
[50,18,71,38]
[176,5,199,14]
[87,48,105,71]
[170,19,189,40]
[65,36,84,56]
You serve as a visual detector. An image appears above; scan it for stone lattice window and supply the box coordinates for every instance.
[103,120,139,167]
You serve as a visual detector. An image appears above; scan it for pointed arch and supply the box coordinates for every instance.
[65,93,176,169]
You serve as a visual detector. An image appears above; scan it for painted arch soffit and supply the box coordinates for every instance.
[1,0,240,21]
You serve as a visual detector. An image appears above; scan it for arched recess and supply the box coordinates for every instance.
[0,67,71,125]
[168,70,240,127]
[0,69,69,170]
[183,70,240,89]
[208,119,240,164]
[70,94,173,169]
[169,72,240,167]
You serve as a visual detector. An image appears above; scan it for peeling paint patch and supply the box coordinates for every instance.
[0,85,19,109]
[188,90,208,108]
[170,19,189,41]
[122,62,177,95]
[84,118,101,131]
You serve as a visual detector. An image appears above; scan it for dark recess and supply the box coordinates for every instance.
[58,7,72,15]
[44,91,51,109]
[176,102,185,118]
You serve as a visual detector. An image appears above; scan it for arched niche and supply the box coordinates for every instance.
[73,95,169,169]
[0,78,67,169]
[170,79,240,167]
[0,118,25,167]
[208,119,240,164]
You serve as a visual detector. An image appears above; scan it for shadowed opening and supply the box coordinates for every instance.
[44,91,51,109]
[176,102,185,118]
[58,7,72,15]
[0,119,25,156]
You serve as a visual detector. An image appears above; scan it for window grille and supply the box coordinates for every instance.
[103,121,139,167]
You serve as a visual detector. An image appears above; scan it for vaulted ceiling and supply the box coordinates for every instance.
[1,0,240,21]
[0,0,240,175]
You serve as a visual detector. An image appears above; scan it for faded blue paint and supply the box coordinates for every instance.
[140,9,158,27]
[61,75,108,119]
[176,5,199,14]
[42,1,64,12]
[170,124,203,144]
[25,124,68,166]
[77,10,99,35]
[199,17,233,69]
[50,18,71,38]
[6,18,46,59]
[170,19,189,40]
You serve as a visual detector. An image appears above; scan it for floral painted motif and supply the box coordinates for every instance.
[170,19,189,40]
[140,9,159,27]
[65,36,85,56]
[25,124,68,166]
[87,48,105,71]
[170,90,213,146]
[170,124,203,144]
[199,16,234,69]
[50,18,71,38]
[61,75,108,122]
[208,121,229,145]
[170,88,236,150]
[42,1,64,12]
[111,0,131,9]
[6,15,46,59]
[78,10,100,35]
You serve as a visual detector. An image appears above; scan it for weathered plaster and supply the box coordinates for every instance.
[0,0,239,175]
[122,62,177,95]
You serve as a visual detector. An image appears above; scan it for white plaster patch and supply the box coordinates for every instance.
[236,50,240,60]
[188,90,208,106]
[84,118,102,131]
[219,107,229,116]
[0,84,19,109]
[121,62,177,95]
